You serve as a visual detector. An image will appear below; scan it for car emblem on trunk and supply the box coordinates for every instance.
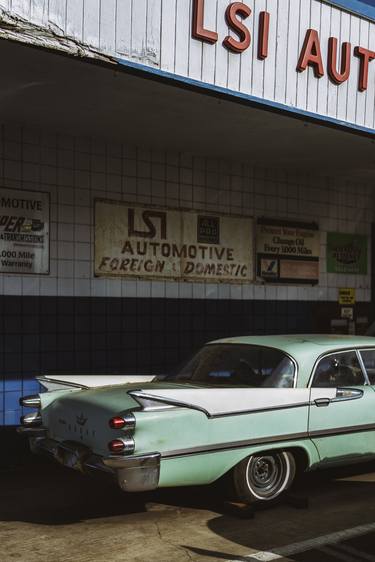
[76,413,88,426]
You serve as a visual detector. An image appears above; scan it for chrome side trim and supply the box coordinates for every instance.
[103,452,160,469]
[130,390,311,419]
[212,402,310,419]
[161,423,375,460]
[161,432,309,459]
[309,423,375,438]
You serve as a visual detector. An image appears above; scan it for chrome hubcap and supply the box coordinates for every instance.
[247,453,287,500]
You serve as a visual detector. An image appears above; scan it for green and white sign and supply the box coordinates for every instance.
[327,232,368,275]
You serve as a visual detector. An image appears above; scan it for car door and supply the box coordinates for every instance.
[308,349,375,464]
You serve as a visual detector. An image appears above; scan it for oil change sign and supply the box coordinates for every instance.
[0,188,50,274]
[256,218,320,284]
[95,200,254,283]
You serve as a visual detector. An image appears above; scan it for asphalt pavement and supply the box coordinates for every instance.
[1,430,375,562]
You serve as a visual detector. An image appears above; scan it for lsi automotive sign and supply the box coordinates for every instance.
[95,200,254,283]
[192,0,375,92]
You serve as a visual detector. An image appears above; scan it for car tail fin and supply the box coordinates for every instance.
[37,374,155,391]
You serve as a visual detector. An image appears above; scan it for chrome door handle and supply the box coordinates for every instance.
[335,388,363,401]
[314,398,331,407]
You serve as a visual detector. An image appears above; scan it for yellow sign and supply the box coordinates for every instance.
[95,200,254,283]
[339,288,356,305]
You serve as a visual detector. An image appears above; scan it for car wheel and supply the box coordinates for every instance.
[233,451,296,503]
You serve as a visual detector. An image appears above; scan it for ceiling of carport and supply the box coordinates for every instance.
[0,38,374,182]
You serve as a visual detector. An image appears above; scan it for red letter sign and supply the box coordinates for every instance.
[328,38,351,84]
[354,46,375,92]
[192,0,218,44]
[258,11,270,60]
[223,2,251,54]
[297,29,324,78]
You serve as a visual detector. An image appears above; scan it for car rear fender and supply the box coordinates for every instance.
[158,440,320,488]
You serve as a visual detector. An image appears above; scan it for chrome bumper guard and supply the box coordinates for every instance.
[20,431,160,493]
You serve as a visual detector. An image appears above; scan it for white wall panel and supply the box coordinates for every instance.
[201,0,217,85]
[0,125,372,301]
[0,0,374,130]
[30,0,48,25]
[366,14,375,129]
[10,0,30,19]
[48,0,66,32]
[346,14,360,125]
[115,0,132,56]
[160,0,176,72]
[273,0,289,104]
[336,10,351,122]
[306,0,321,114]
[251,0,266,99]
[174,0,190,75]
[296,0,311,111]
[285,0,301,108]
[66,0,83,40]
[147,0,162,65]
[83,0,100,48]
[356,18,370,125]
[99,0,116,54]
[317,2,331,117]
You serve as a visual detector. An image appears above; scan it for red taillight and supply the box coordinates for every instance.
[109,416,126,429]
[108,437,135,455]
[108,439,126,453]
[108,413,136,430]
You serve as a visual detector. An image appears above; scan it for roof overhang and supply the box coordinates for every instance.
[0,38,374,182]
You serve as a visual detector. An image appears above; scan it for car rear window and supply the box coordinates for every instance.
[168,344,295,388]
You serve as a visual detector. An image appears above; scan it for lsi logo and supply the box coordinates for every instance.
[128,208,167,240]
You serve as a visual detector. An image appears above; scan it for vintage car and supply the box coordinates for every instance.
[18,335,375,504]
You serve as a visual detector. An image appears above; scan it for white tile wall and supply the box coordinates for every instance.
[0,124,372,301]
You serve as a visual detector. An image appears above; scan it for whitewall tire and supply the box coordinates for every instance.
[233,451,296,504]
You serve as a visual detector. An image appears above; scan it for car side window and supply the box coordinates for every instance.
[312,351,366,388]
[360,350,375,385]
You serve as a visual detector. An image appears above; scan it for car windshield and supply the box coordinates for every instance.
[167,344,295,388]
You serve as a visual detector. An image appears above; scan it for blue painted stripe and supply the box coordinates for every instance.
[325,0,375,21]
[116,58,375,137]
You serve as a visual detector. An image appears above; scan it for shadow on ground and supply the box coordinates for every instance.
[2,427,375,561]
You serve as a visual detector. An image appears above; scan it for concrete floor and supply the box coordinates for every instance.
[2,441,375,562]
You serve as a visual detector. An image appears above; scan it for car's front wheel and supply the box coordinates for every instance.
[233,450,296,504]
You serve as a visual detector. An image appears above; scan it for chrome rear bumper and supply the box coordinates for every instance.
[18,429,160,492]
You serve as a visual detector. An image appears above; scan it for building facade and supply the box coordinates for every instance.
[0,0,374,424]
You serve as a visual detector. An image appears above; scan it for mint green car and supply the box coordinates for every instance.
[18,335,375,504]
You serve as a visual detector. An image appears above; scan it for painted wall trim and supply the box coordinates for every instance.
[116,58,375,138]
[324,0,375,22]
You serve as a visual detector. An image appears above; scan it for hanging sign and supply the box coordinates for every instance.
[95,200,254,283]
[327,232,368,274]
[256,218,320,284]
[0,187,50,275]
